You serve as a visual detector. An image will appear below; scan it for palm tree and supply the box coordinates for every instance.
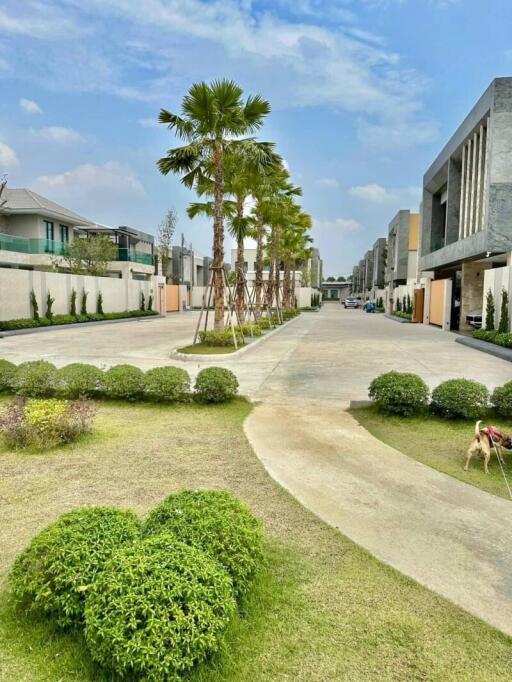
[157,80,271,331]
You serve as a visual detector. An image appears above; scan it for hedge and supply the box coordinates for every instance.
[0,309,158,332]
[368,371,429,416]
[431,379,489,420]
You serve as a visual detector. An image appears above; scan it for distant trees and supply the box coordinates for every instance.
[61,235,118,276]
[156,209,177,279]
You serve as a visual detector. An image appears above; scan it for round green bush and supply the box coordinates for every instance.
[194,367,239,403]
[9,507,140,627]
[143,490,263,597]
[491,381,512,417]
[431,379,489,420]
[144,366,190,402]
[103,364,145,401]
[57,363,105,399]
[368,371,429,416]
[0,359,16,392]
[84,534,235,681]
[12,360,57,397]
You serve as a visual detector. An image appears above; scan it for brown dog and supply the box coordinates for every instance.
[464,420,512,474]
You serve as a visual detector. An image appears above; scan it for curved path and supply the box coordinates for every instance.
[243,305,512,636]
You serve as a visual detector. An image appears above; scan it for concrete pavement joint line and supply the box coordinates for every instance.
[244,402,512,636]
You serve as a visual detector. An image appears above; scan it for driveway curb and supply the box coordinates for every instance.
[455,335,512,362]
[170,314,302,362]
[384,313,413,324]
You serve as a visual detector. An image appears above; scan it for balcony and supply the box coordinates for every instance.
[0,233,154,266]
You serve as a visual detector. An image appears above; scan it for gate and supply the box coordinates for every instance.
[166,285,179,312]
[413,289,424,323]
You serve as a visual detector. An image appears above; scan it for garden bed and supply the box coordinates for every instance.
[351,405,512,500]
[0,310,159,335]
[1,398,512,680]
[384,313,413,324]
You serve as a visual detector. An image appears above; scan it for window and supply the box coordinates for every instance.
[59,224,69,243]
[44,220,54,253]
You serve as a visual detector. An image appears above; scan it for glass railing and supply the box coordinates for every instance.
[0,233,154,265]
[0,234,67,255]
[117,248,154,265]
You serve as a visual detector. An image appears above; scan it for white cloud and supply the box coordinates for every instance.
[0,142,18,168]
[20,98,42,114]
[30,126,85,143]
[138,117,159,128]
[34,161,145,201]
[313,217,361,231]
[0,6,81,39]
[349,183,421,205]
[315,178,339,188]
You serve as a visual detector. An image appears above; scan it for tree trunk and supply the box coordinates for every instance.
[267,231,275,312]
[291,259,297,308]
[273,226,280,310]
[283,257,291,309]
[236,199,245,323]
[213,142,225,331]
[254,210,264,320]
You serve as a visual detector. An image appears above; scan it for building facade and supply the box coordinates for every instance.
[419,78,512,331]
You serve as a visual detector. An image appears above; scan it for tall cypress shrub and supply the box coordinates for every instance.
[485,289,495,331]
[498,289,510,333]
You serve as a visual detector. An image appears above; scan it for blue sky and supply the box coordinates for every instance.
[1,0,512,275]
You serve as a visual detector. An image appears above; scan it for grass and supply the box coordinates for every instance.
[177,343,240,354]
[351,405,512,500]
[1,397,512,680]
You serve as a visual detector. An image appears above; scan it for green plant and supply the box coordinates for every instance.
[494,332,512,348]
[45,291,55,322]
[143,489,263,596]
[498,289,509,334]
[70,288,77,316]
[12,360,57,397]
[237,322,262,337]
[103,364,145,401]
[396,297,401,312]
[57,363,105,399]
[473,329,498,342]
[368,371,429,416]
[431,379,489,420]
[9,508,140,627]
[0,359,16,391]
[485,289,495,331]
[148,294,153,311]
[491,381,512,417]
[194,367,239,403]
[140,291,145,311]
[84,534,235,680]
[0,398,96,450]
[62,235,118,276]
[96,292,103,315]
[144,366,190,402]
[198,329,243,347]
[80,290,88,316]
[30,289,39,321]
[258,317,271,329]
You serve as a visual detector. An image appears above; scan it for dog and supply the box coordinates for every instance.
[464,420,512,474]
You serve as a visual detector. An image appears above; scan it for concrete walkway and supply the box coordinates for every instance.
[242,304,512,636]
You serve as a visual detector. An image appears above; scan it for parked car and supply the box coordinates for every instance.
[343,297,359,309]
[466,310,482,329]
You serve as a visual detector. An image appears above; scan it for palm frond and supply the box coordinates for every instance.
[242,94,271,133]
[158,109,195,140]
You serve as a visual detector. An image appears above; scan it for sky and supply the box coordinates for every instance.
[1,1,512,276]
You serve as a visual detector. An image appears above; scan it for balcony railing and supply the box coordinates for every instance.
[0,233,154,266]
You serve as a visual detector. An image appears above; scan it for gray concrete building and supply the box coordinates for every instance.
[363,250,374,294]
[372,237,387,289]
[420,77,512,330]
[386,210,413,288]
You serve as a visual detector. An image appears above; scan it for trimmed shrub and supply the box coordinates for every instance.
[369,371,429,416]
[473,329,498,342]
[143,490,263,596]
[491,381,512,417]
[258,317,271,330]
[12,360,57,397]
[96,292,104,315]
[144,366,190,402]
[45,291,55,322]
[70,288,77,316]
[80,290,88,316]
[0,398,96,450]
[103,364,145,401]
[194,367,239,403]
[431,379,489,420]
[494,333,512,348]
[198,329,243,347]
[57,363,105,399]
[0,359,16,391]
[237,322,262,337]
[30,290,39,321]
[84,534,235,680]
[485,289,495,330]
[9,508,140,627]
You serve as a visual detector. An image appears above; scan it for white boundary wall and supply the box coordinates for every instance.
[0,267,166,320]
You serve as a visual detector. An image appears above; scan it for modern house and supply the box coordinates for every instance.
[363,249,374,295]
[385,209,419,311]
[419,77,512,331]
[370,237,387,302]
[0,188,155,280]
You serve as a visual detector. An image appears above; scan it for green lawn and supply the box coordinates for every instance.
[1,397,512,680]
[351,405,512,500]
[177,343,240,354]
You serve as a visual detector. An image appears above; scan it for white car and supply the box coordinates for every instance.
[343,297,359,309]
